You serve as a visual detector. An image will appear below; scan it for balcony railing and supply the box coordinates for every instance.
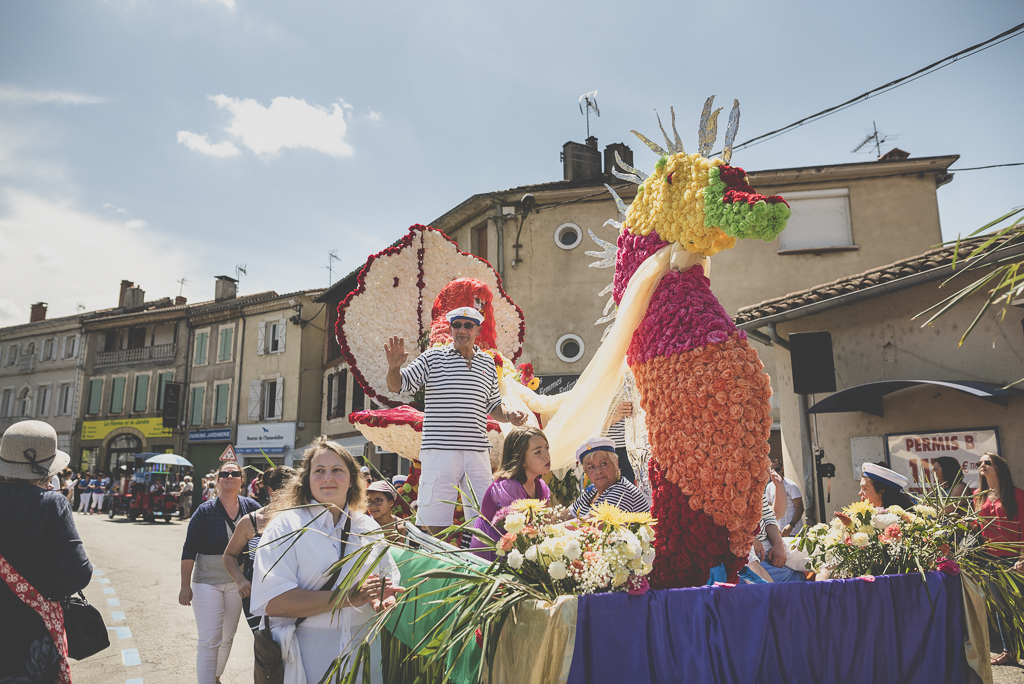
[96,343,176,367]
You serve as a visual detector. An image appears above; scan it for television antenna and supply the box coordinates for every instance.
[76,302,86,313]
[579,91,600,139]
[327,250,341,285]
[176,277,191,297]
[235,264,247,283]
[851,121,899,160]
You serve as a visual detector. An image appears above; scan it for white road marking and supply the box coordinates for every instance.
[110,611,126,621]
[106,626,132,639]
[103,587,116,594]
[107,598,121,606]
[122,648,141,666]
[93,568,104,575]
[93,577,111,584]
[126,679,144,684]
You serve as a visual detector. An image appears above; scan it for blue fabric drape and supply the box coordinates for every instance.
[568,573,966,684]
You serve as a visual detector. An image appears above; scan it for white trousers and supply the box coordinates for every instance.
[77,492,89,512]
[91,492,105,511]
[192,581,243,684]
[415,449,491,527]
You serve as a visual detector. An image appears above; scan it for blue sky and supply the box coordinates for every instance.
[1,1,1022,326]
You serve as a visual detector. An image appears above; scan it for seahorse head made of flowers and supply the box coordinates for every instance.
[607,97,791,257]
[428,277,498,349]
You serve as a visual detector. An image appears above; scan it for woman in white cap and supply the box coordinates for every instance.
[365,480,409,545]
[0,420,93,683]
[571,438,650,517]
[860,463,915,509]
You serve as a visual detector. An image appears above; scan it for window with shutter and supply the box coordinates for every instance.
[59,336,66,359]
[69,334,79,358]
[351,378,365,414]
[777,188,854,252]
[257,322,266,356]
[156,372,173,410]
[214,383,229,424]
[276,319,286,353]
[248,380,262,420]
[190,386,205,426]
[268,323,279,353]
[60,384,72,415]
[87,379,103,415]
[133,375,149,412]
[194,331,209,365]
[274,377,284,418]
[110,377,126,414]
[218,327,233,362]
[262,379,277,419]
[37,385,49,417]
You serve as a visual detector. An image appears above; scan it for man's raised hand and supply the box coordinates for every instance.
[384,336,408,369]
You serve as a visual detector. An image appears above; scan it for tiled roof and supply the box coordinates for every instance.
[734,233,1020,327]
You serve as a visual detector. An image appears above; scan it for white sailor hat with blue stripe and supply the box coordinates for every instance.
[862,462,909,491]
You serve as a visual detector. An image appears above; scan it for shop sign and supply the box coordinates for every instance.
[535,374,580,396]
[189,428,232,442]
[885,428,999,492]
[236,422,296,454]
[81,417,172,441]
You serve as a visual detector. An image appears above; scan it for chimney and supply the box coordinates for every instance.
[123,286,145,311]
[118,280,135,307]
[175,296,187,306]
[879,148,910,162]
[561,138,602,181]
[604,143,633,175]
[30,302,48,323]
[214,275,238,302]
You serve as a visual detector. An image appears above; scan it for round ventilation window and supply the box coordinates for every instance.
[554,223,583,250]
[555,333,585,363]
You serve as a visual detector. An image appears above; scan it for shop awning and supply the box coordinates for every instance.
[805,380,1023,417]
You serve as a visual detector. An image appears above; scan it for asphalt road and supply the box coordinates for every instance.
[65,509,1024,684]
[69,511,254,684]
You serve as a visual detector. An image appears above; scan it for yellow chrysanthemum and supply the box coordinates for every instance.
[619,511,657,526]
[590,502,628,527]
[510,499,545,513]
[843,500,876,520]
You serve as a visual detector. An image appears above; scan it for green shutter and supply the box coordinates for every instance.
[88,379,103,414]
[156,372,172,410]
[214,384,229,424]
[190,386,205,426]
[218,328,233,362]
[133,375,149,412]
[110,377,125,413]
[194,332,208,365]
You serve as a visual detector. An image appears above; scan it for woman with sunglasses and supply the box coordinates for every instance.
[975,452,1024,666]
[179,462,261,684]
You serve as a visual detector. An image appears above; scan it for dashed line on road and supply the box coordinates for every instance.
[108,626,133,639]
[93,577,111,584]
[103,587,116,594]
[122,649,141,666]
[126,679,144,684]
[111,611,126,621]
[106,598,121,606]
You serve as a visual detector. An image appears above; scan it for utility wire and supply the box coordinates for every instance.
[730,22,1024,153]
[948,162,1024,171]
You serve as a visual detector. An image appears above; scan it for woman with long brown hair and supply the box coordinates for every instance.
[249,437,401,684]
[975,452,1024,666]
[469,426,552,561]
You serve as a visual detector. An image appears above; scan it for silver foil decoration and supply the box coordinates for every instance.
[611,167,644,185]
[698,96,723,157]
[670,106,684,155]
[598,281,614,296]
[630,130,668,157]
[604,217,623,231]
[604,183,630,217]
[585,228,618,269]
[722,99,741,164]
[655,110,678,155]
[615,150,647,181]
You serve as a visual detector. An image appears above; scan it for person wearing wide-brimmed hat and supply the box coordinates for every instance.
[0,420,93,682]
[384,306,528,535]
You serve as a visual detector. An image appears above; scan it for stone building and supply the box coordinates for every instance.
[0,303,85,455]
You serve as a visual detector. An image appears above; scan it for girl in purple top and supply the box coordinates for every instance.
[471,426,552,561]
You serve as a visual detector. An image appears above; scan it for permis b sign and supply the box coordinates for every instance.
[886,428,999,492]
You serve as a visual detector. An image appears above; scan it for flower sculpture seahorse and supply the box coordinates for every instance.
[606,98,790,587]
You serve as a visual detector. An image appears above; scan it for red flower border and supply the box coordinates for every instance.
[336,224,527,408]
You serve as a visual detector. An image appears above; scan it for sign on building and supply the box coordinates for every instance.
[81,417,172,441]
[885,428,999,492]
[189,428,232,442]
[236,422,296,454]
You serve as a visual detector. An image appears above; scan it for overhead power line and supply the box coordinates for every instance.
[730,22,1024,153]
[948,162,1024,171]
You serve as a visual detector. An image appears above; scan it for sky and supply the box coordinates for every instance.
[1,1,1022,327]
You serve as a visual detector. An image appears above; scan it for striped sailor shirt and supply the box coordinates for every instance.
[400,344,502,452]
[756,487,778,542]
[572,477,649,517]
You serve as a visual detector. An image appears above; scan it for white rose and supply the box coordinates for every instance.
[548,561,568,581]
[564,539,582,561]
[507,549,524,570]
[504,513,526,534]
[871,513,898,530]
[551,538,568,559]
[852,532,870,548]
[539,538,558,558]
[642,546,656,566]
[525,545,538,562]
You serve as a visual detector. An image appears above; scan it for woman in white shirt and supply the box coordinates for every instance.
[250,437,401,684]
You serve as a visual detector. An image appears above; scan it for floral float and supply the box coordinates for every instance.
[597,98,790,587]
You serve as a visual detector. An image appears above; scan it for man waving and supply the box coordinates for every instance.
[385,306,526,535]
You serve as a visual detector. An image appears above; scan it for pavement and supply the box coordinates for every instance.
[66,510,1024,684]
[69,511,254,684]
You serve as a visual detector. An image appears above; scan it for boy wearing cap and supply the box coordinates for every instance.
[384,306,527,534]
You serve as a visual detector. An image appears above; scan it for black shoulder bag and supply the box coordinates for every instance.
[254,514,352,684]
[62,590,110,660]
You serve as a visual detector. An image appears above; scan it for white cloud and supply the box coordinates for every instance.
[176,130,240,158]
[209,94,354,157]
[198,0,236,8]
[368,110,382,122]
[125,219,147,229]
[0,86,106,106]
[102,203,128,215]
[0,190,195,326]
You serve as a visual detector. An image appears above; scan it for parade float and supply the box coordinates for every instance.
[329,99,1015,684]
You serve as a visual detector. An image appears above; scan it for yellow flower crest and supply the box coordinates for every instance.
[510,499,545,513]
[590,502,628,527]
[625,153,734,257]
[619,511,657,526]
[842,500,876,521]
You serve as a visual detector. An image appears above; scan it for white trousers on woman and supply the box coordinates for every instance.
[192,581,243,684]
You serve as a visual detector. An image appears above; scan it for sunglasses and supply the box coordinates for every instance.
[978,460,993,467]
[450,322,477,330]
[218,471,243,479]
